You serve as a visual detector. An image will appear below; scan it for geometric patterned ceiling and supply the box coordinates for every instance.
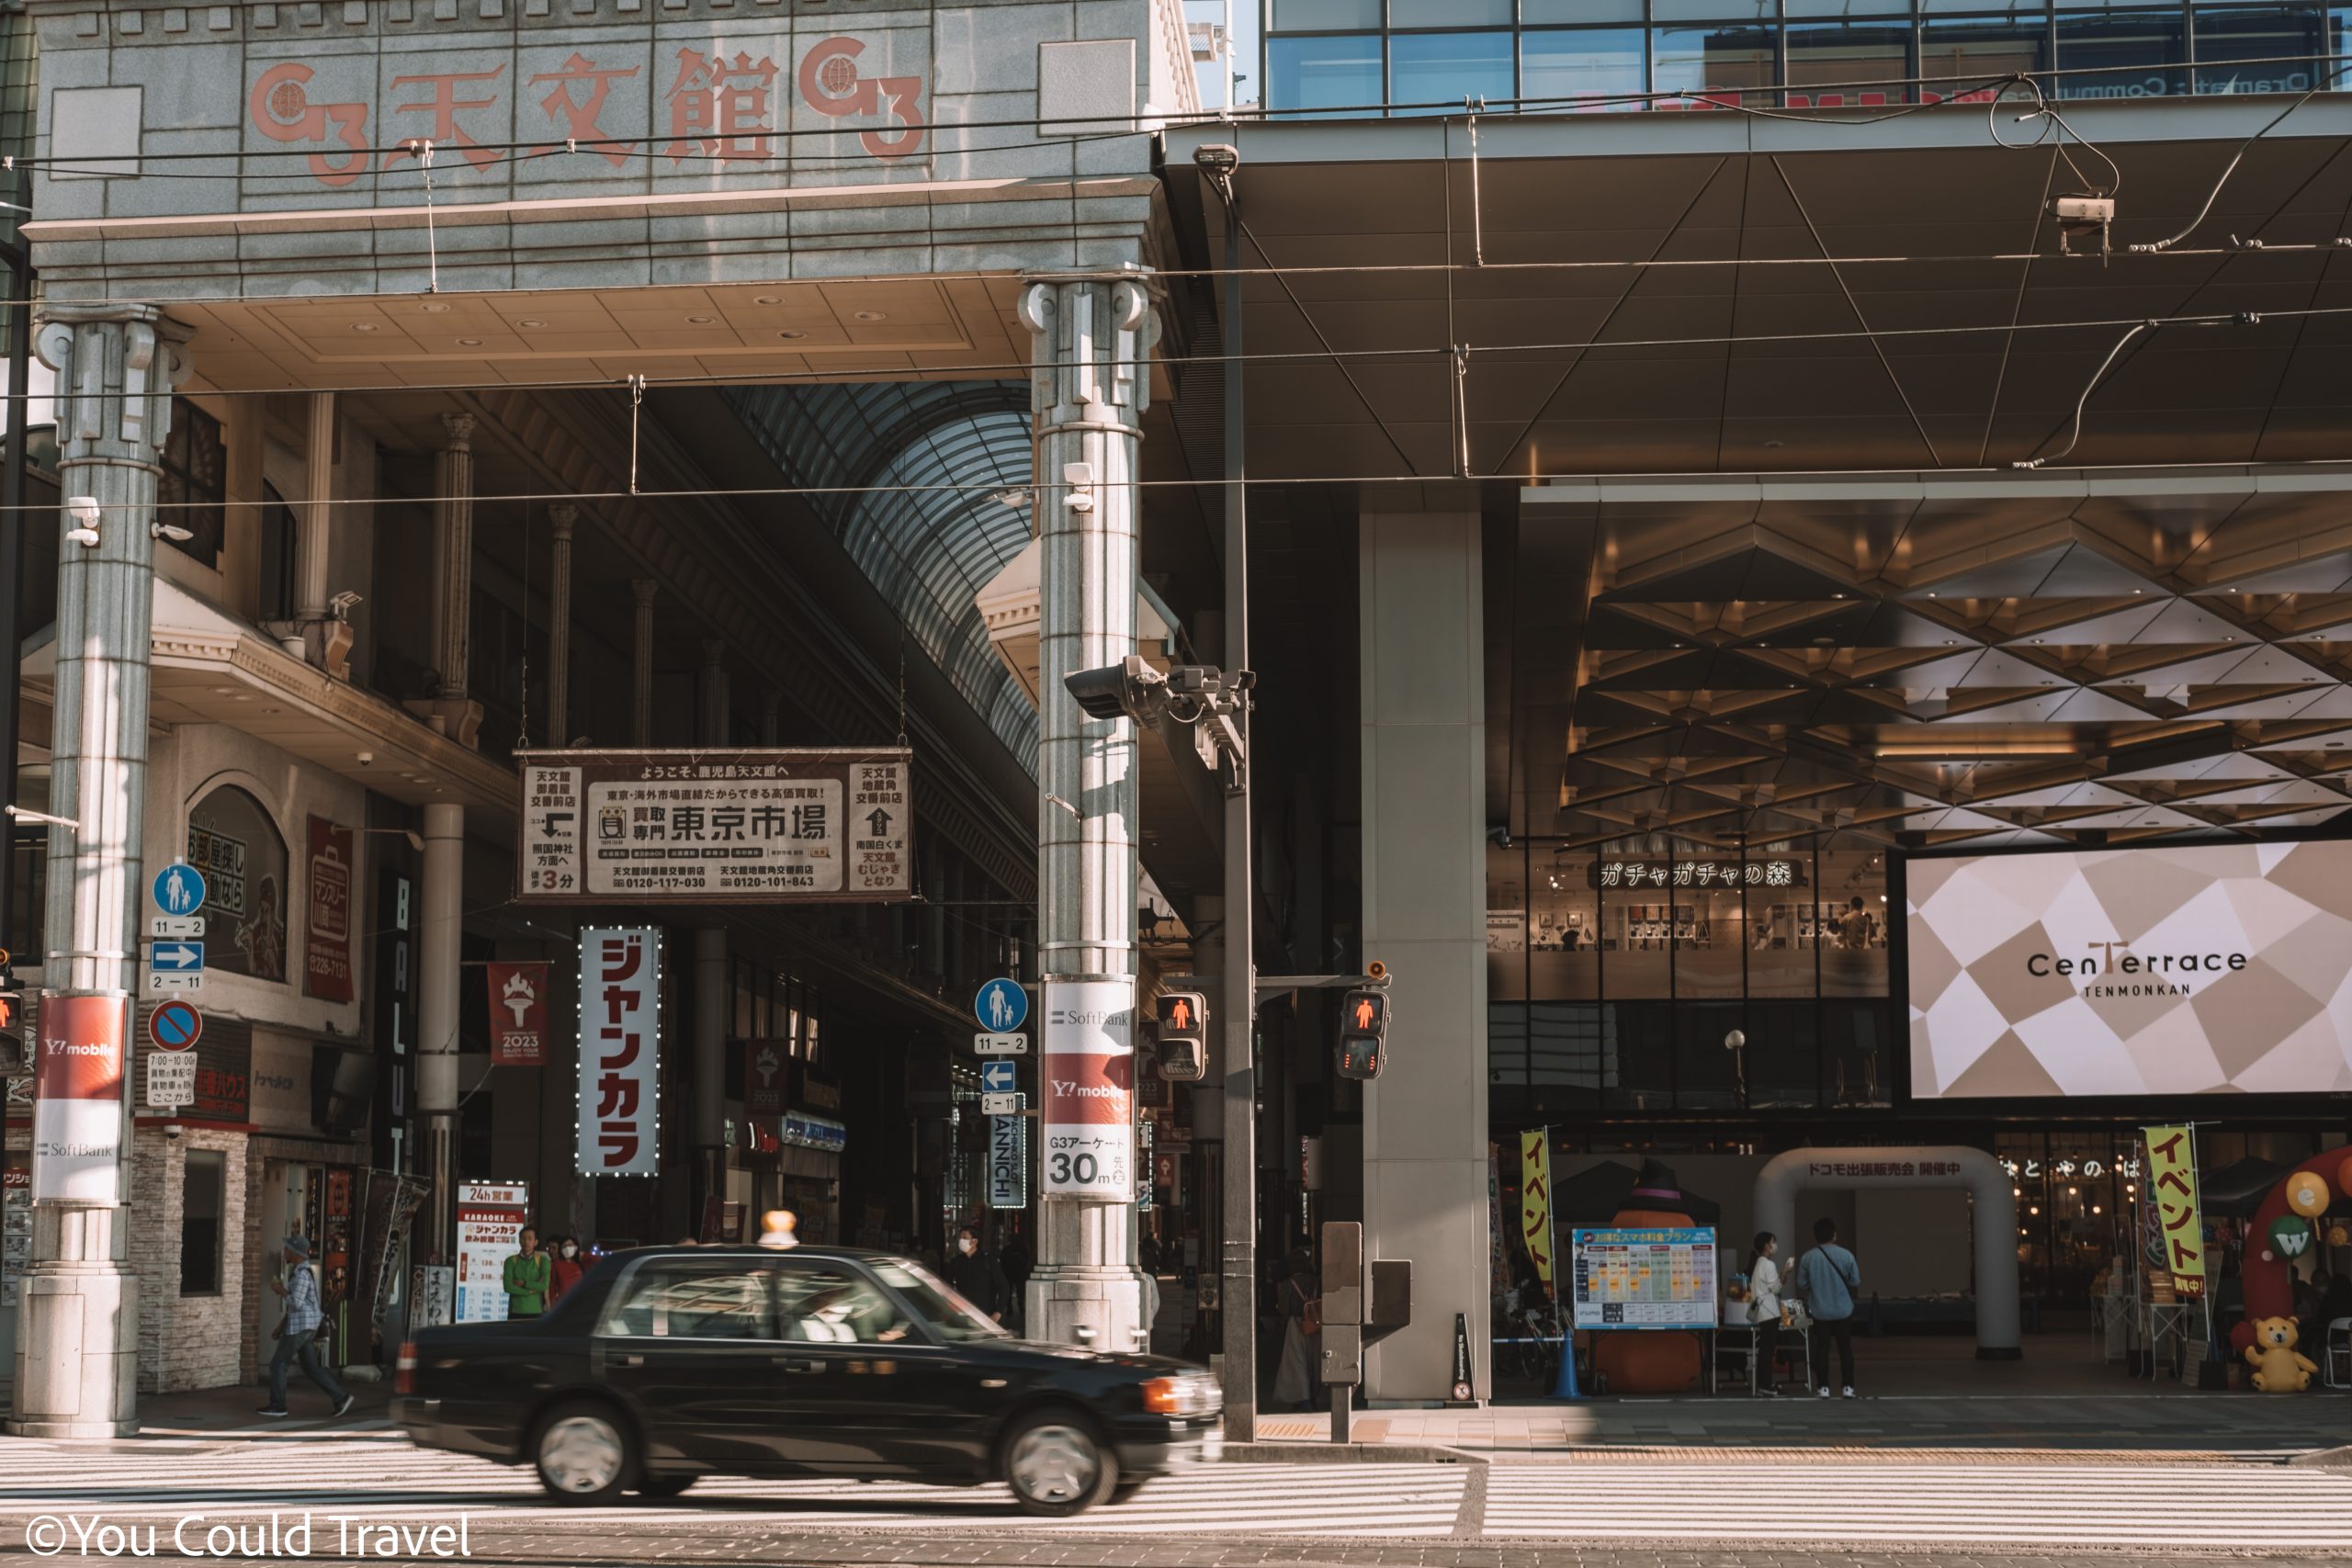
[1508,471,2352,851]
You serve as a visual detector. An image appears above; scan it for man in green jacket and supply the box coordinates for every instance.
[503,1227,551,1319]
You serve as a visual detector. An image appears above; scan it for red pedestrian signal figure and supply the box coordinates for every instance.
[1338,987,1389,1081]
[1156,990,1208,1082]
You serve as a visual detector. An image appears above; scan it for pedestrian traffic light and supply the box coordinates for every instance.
[1338,987,1388,1081]
[0,979,24,1076]
[1156,990,1208,1082]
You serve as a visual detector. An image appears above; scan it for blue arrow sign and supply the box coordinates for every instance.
[149,942,205,972]
[975,977,1028,1033]
[153,864,207,917]
[981,1058,1017,1095]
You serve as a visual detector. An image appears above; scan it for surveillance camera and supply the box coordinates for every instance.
[1063,654,1168,724]
[151,522,195,542]
[68,496,100,525]
[330,589,364,616]
[1193,143,1240,175]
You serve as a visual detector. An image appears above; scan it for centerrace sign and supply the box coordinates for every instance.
[2027,942,2251,1000]
[516,747,910,905]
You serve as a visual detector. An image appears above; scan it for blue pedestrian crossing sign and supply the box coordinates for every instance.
[153,864,207,917]
[981,1059,1018,1095]
[975,977,1028,1033]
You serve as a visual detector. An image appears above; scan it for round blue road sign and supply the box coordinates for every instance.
[975,977,1028,1033]
[152,864,207,918]
[149,999,203,1053]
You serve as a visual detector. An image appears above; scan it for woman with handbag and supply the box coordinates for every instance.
[1747,1232,1784,1395]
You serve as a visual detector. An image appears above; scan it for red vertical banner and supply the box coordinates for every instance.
[33,993,128,1202]
[303,818,356,1003]
[486,962,549,1066]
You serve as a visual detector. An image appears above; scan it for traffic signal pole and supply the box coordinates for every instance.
[1216,162,1258,1445]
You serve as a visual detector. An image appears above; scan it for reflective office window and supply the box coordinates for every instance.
[1531,1002,1611,1093]
[1391,29,1517,112]
[1523,0,1645,21]
[1745,1000,1822,1109]
[1676,1001,1745,1110]
[1789,0,1909,15]
[1653,25,1778,106]
[1602,1003,1676,1111]
[1268,33,1385,114]
[1529,846,1600,1000]
[1270,0,1380,28]
[2053,8,2187,97]
[1490,1002,1531,1087]
[1654,0,1775,20]
[1488,840,1530,1003]
[1523,27,1648,108]
[1786,20,1915,103]
[1393,0,1511,24]
[1919,16,2052,97]
[2195,4,2330,93]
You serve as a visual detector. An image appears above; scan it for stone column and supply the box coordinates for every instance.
[407,412,482,746]
[631,579,657,746]
[545,504,577,747]
[760,692,781,746]
[1017,266,1158,1351]
[13,303,193,1438]
[294,392,345,672]
[417,802,467,1265]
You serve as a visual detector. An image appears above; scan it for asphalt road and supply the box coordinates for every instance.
[0,1433,2347,1566]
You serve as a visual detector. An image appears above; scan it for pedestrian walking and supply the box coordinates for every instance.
[943,1224,1012,1322]
[259,1236,353,1419]
[1793,1216,1862,1398]
[1745,1231,1784,1395]
[503,1226,551,1321]
[547,1235,585,1306]
[1272,1247,1320,1413]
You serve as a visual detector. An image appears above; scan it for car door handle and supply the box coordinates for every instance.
[617,1353,644,1368]
[775,1356,820,1373]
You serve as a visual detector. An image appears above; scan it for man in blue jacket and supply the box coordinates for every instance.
[1793,1216,1862,1399]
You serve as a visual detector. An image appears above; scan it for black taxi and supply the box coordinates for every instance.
[393,1245,1219,1515]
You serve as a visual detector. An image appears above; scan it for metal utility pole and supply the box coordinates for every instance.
[0,173,31,971]
[1020,265,1159,1352]
[12,304,193,1438]
[1206,146,1258,1443]
[1222,0,1236,108]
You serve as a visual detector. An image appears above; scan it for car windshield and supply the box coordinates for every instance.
[873,1258,1010,1342]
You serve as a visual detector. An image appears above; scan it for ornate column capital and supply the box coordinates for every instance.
[632,577,659,608]
[548,502,579,539]
[34,303,196,468]
[440,411,477,450]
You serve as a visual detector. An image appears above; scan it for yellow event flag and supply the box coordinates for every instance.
[2143,1124,2205,1298]
[1520,1129,1554,1289]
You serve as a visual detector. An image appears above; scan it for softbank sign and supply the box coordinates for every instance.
[1906,842,2352,1098]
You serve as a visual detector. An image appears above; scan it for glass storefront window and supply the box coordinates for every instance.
[1391,29,1517,112]
[1530,847,1600,999]
[2054,8,2187,96]
[187,785,289,983]
[1676,847,1745,1002]
[1654,25,1778,107]
[2195,5,2330,93]
[1921,17,2052,99]
[1600,845,1673,997]
[1786,20,1914,104]
[1819,841,1890,998]
[1747,846,1818,998]
[1676,1001,1744,1109]
[1532,1002,1611,1093]
[1745,1000,1821,1107]
[1603,1002,1675,1111]
[1271,0,1380,28]
[1523,27,1647,108]
[1268,34,1385,115]
[1488,841,1530,1003]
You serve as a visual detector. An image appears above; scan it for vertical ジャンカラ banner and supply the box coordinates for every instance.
[578,929,661,1178]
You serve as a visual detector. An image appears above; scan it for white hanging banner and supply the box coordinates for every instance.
[577,928,661,1178]
[1041,978,1135,1199]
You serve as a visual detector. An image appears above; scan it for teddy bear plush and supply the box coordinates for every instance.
[2243,1316,2317,1393]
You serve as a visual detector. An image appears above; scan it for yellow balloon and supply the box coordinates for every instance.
[2287,1171,2331,1219]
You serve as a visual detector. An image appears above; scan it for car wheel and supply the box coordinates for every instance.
[534,1403,636,1505]
[633,1472,696,1500]
[1003,1409,1117,1517]
[1112,1477,1148,1505]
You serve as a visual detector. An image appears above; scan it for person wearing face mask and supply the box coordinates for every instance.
[547,1235,585,1307]
[942,1224,1012,1323]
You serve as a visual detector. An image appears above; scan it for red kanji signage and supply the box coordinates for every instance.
[578,930,660,1177]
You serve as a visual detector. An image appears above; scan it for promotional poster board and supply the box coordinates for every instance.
[1570,1226,1721,1330]
[453,1180,529,1324]
[1041,978,1134,1198]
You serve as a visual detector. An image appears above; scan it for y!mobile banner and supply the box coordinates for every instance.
[1906,842,2352,1098]
[33,995,128,1203]
[578,930,660,1178]
[1041,978,1134,1199]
